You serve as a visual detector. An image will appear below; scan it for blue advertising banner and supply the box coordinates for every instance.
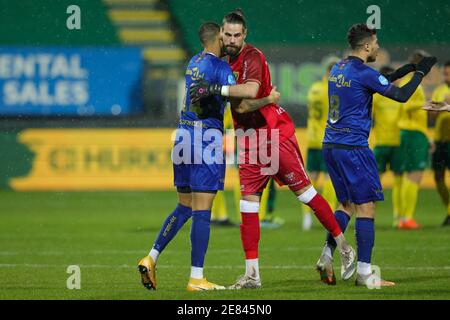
[0,47,142,116]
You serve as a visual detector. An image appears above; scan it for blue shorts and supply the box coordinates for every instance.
[172,125,225,192]
[323,145,384,204]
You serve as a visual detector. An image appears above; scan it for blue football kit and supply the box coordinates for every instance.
[173,51,236,192]
[323,56,392,204]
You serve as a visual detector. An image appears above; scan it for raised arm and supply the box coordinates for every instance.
[382,57,437,103]
[385,64,416,82]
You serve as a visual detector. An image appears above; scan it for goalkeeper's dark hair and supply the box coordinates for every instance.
[379,65,394,77]
[347,23,377,50]
[198,22,221,46]
[223,8,246,29]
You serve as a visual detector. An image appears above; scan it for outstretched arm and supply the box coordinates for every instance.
[382,57,437,103]
[190,80,260,103]
[233,87,281,114]
[385,64,416,82]
[423,101,450,112]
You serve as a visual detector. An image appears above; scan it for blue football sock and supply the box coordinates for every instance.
[326,210,351,248]
[355,217,375,263]
[153,204,192,253]
[190,210,211,268]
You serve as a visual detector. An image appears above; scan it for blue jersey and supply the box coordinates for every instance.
[323,56,392,147]
[182,51,236,131]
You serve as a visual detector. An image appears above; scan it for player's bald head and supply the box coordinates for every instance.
[198,22,221,46]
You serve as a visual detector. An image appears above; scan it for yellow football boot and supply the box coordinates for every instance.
[186,278,225,291]
[137,256,157,290]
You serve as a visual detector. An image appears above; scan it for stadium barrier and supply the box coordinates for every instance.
[0,128,445,191]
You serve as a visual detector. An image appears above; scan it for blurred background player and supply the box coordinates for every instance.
[430,61,450,226]
[372,65,404,227]
[397,50,433,230]
[316,24,437,287]
[137,22,236,291]
[302,57,339,231]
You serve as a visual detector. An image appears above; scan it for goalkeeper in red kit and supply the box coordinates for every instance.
[190,9,356,288]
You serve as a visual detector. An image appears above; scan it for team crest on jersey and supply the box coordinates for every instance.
[233,71,239,81]
[285,172,295,184]
[378,75,388,85]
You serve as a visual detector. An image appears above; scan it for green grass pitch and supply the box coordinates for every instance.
[0,189,449,300]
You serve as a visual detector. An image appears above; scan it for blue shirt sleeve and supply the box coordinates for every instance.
[217,62,236,86]
[360,67,391,95]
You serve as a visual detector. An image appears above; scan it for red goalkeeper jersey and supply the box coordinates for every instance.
[228,44,295,142]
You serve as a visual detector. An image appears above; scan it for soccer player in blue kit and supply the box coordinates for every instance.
[315,24,437,287]
[137,22,278,291]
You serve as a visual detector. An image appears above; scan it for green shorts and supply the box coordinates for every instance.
[306,148,328,173]
[399,130,429,172]
[432,141,450,171]
[373,145,402,174]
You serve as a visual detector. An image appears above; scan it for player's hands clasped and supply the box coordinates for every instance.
[189,79,222,104]
[415,56,437,76]
[268,86,281,104]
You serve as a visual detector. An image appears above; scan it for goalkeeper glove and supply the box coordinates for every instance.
[189,79,228,104]
[415,56,437,76]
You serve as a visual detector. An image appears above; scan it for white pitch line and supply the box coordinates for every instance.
[0,246,448,256]
[0,263,449,271]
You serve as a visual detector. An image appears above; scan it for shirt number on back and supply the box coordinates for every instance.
[329,94,340,124]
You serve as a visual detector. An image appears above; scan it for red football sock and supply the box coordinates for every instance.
[307,193,342,237]
[240,212,260,259]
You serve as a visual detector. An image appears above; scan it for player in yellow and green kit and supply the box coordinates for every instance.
[302,58,339,230]
[373,66,403,227]
[397,50,432,230]
[431,60,450,226]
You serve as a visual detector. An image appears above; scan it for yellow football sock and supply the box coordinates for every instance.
[322,178,337,211]
[392,175,402,223]
[401,178,419,220]
[211,191,228,221]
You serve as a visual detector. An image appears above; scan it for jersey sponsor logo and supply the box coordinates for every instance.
[378,75,389,85]
[329,74,352,88]
[186,67,204,81]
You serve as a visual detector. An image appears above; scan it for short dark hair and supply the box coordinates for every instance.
[198,22,220,46]
[223,8,246,29]
[444,60,450,68]
[347,23,377,50]
[379,65,394,77]
[408,49,430,64]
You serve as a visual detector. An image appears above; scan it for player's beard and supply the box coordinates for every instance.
[224,44,241,58]
[367,50,377,63]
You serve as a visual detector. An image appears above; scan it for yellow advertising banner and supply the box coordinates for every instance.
[10,128,444,191]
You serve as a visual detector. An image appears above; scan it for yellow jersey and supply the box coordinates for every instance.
[223,103,234,130]
[432,83,450,142]
[398,73,427,135]
[306,77,328,149]
[372,93,402,146]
